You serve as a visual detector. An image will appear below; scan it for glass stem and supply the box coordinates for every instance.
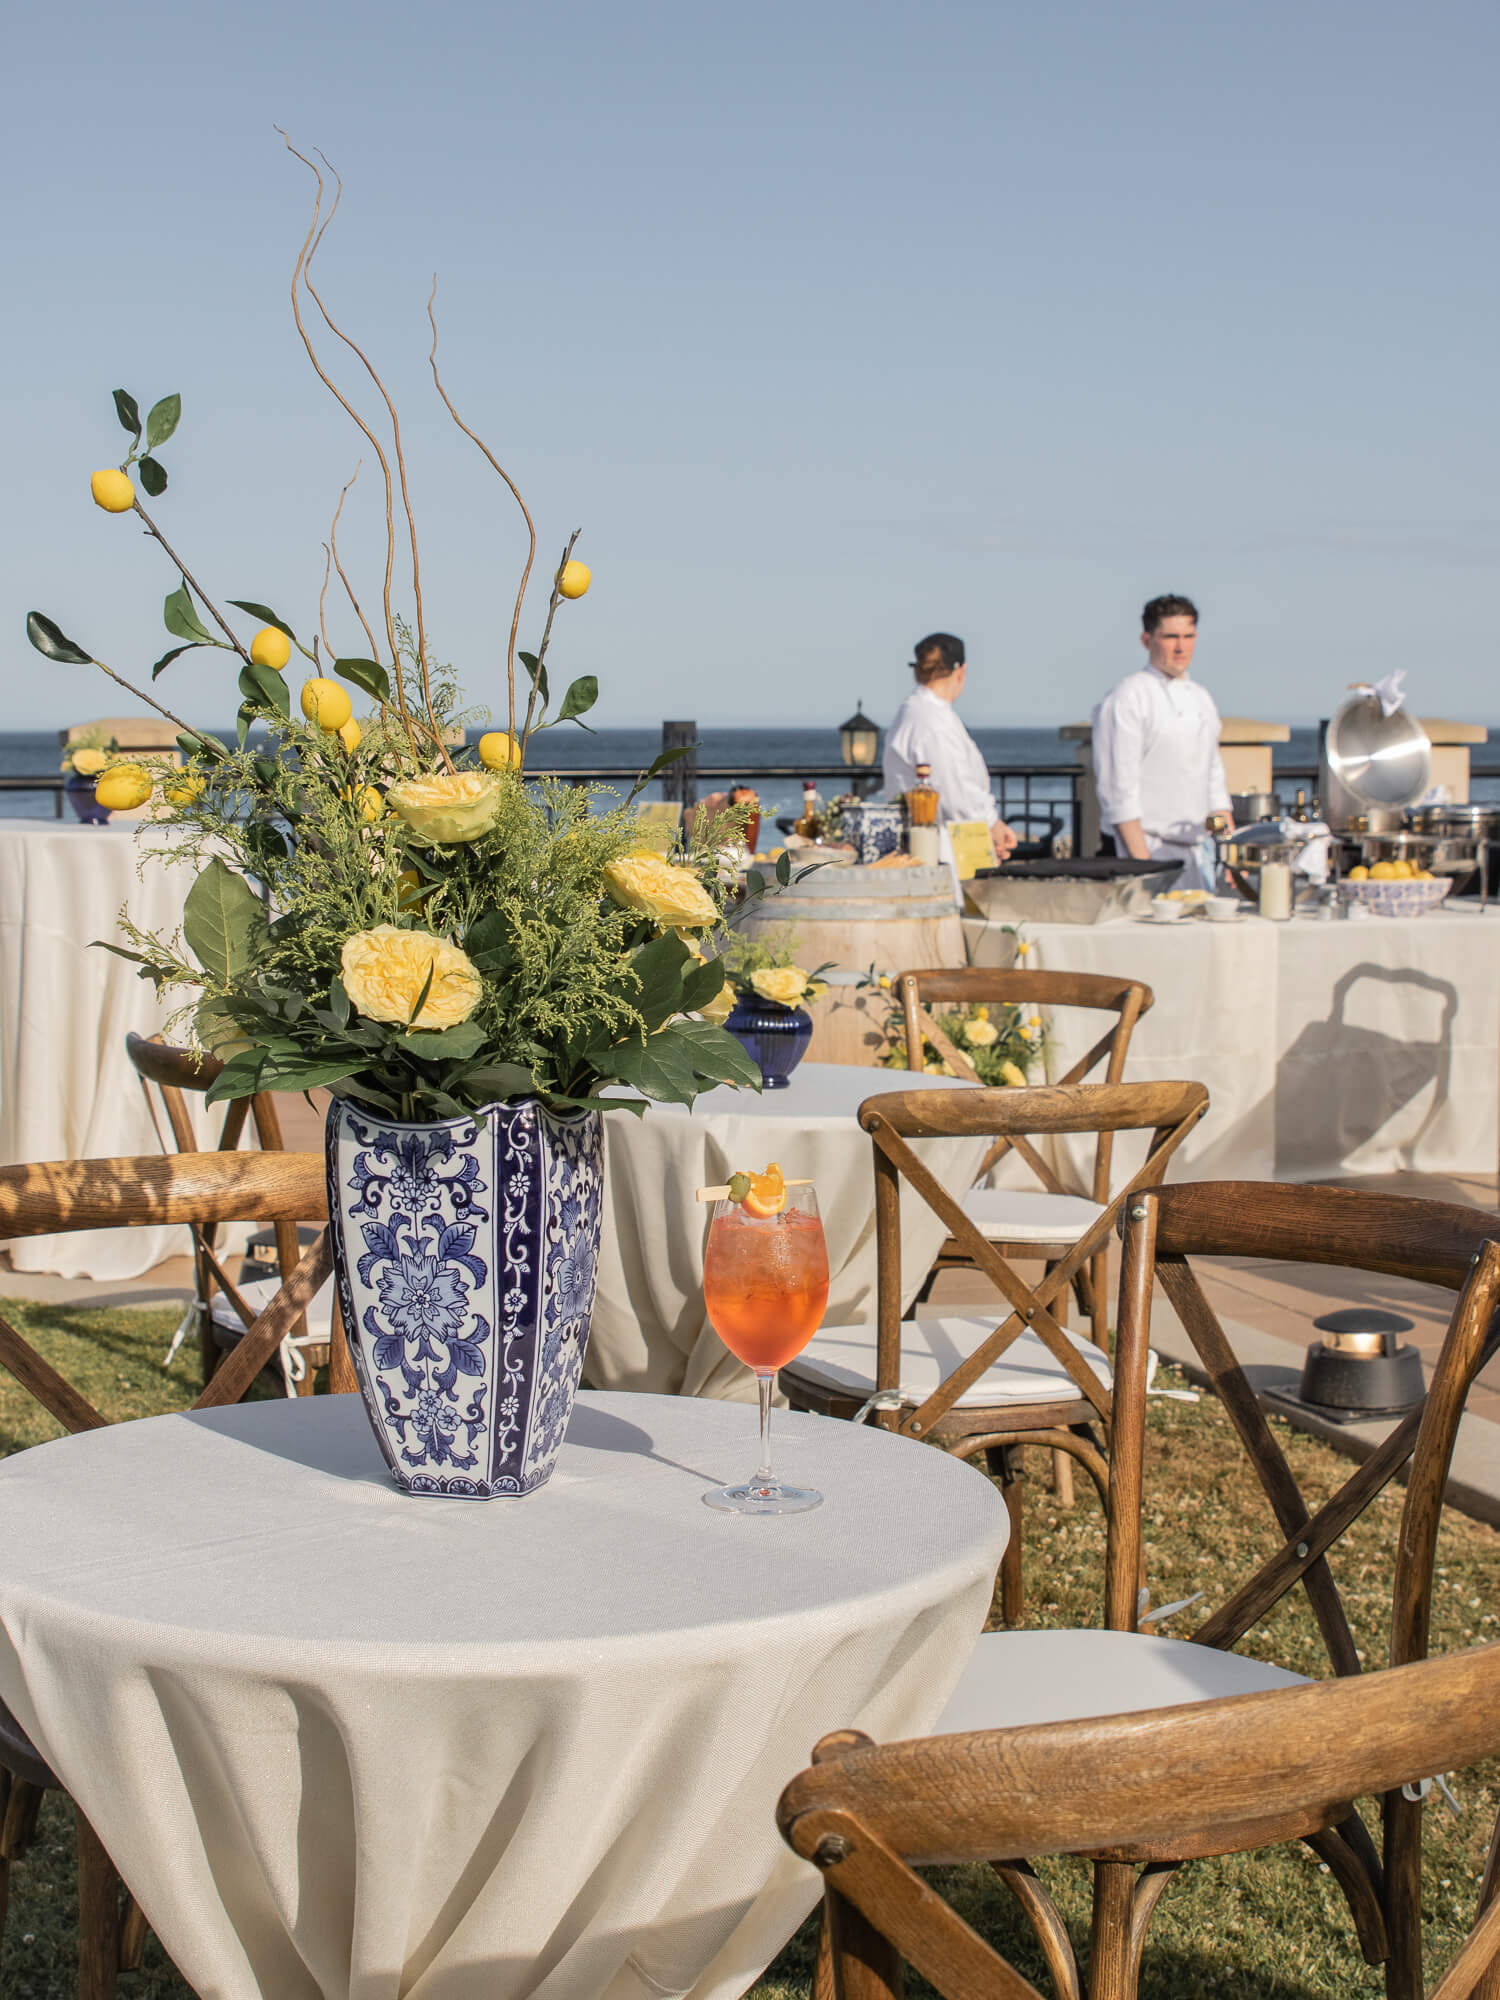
[755,1371,777,1492]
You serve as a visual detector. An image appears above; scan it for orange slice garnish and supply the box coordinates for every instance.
[740,1161,788,1219]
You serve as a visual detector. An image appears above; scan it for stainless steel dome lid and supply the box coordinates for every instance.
[1325,691,1431,810]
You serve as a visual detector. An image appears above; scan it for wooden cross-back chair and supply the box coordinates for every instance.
[780,1080,1208,1622]
[779,1641,1500,2000]
[126,1032,332,1394]
[897,968,1153,1347]
[0,1151,342,1999]
[861,1180,1500,2000]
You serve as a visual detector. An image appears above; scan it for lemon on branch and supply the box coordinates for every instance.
[164,771,206,806]
[478,730,522,770]
[96,763,155,811]
[558,560,591,600]
[250,626,292,671]
[90,469,135,514]
[301,678,352,731]
[338,717,362,754]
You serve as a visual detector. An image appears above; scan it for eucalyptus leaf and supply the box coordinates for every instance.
[153,644,198,681]
[183,858,268,984]
[776,850,793,886]
[163,583,214,646]
[26,613,92,665]
[138,455,167,497]
[112,389,141,440]
[333,656,391,703]
[745,869,766,898]
[230,601,297,643]
[144,393,181,450]
[237,660,291,718]
[554,675,598,724]
[519,650,549,708]
[203,1048,270,1106]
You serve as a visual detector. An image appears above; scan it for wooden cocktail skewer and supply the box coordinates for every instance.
[695,1179,813,1202]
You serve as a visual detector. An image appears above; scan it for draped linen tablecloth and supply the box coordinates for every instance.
[0,821,205,1277]
[0,1391,1007,2000]
[590,1063,988,1400]
[964,902,1500,1185]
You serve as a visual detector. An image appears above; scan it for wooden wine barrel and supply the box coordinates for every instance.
[740,864,964,1066]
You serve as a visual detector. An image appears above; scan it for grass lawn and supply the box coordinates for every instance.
[0,1302,1495,1998]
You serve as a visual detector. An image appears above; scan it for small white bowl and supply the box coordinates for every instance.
[1149,896,1185,922]
[1204,895,1242,922]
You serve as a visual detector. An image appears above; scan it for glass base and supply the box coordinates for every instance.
[703,1478,823,1515]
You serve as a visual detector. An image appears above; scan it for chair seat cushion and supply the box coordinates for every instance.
[786,1315,1111,1409]
[209,1272,334,1345]
[961,1188,1108,1245]
[935,1629,1309,1736]
[0,1693,59,1791]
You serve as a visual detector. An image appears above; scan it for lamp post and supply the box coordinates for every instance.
[839,701,881,799]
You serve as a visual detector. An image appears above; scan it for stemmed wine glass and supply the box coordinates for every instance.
[701,1181,830,1514]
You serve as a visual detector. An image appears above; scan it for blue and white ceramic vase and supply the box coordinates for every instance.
[325,1097,603,1498]
[724,996,813,1090]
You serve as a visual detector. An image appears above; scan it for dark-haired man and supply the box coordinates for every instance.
[1091,595,1231,890]
[883,632,1018,863]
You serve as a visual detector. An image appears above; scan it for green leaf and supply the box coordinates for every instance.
[402,1022,488,1061]
[745,869,766,898]
[333,656,391,703]
[26,613,93,665]
[460,1063,537,1102]
[112,389,141,440]
[90,939,156,970]
[628,930,696,1033]
[230,601,298,644]
[138,455,168,497]
[663,1017,763,1089]
[183,858,268,984]
[144,393,181,451]
[519,650,549,709]
[407,961,436,1027]
[237,660,291,718]
[776,850,792,886]
[203,1048,270,1106]
[555,675,598,725]
[680,954,729,1014]
[163,583,215,646]
[177,729,228,763]
[152,643,198,680]
[328,977,351,1030]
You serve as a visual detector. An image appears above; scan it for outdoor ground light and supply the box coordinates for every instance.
[1294,1308,1425,1420]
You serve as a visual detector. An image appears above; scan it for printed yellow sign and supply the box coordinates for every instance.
[948,820,995,880]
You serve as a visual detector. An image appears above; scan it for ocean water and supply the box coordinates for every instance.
[10,725,1494,827]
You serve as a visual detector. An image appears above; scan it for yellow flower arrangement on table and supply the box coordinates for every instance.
[711,926,833,1014]
[23,144,777,1122]
[873,992,1048,1085]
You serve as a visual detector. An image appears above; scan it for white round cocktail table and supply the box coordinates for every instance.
[591,1062,986,1399]
[0,1390,1007,2000]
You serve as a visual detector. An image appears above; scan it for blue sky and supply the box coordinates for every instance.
[5,0,1496,735]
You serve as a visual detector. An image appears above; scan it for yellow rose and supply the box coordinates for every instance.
[964,1018,999,1047]
[94,762,155,811]
[602,852,718,929]
[699,979,736,1026]
[998,1060,1028,1087]
[386,770,501,845]
[924,1059,954,1076]
[340,925,483,1031]
[67,747,109,777]
[972,1005,989,1021]
[749,966,808,1006]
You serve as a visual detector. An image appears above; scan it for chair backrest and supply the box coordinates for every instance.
[857,1080,1207,1443]
[1106,1182,1500,1672]
[778,1642,1500,2000]
[0,1153,332,1430]
[895,968,1153,1203]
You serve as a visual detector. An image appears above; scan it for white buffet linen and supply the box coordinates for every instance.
[591,1064,988,1400]
[0,822,210,1278]
[0,1392,1008,2000]
[964,902,1500,1182]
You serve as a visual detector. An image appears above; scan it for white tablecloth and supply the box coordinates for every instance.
[0,822,205,1277]
[0,1391,1007,2000]
[590,1064,988,1399]
[964,902,1500,1183]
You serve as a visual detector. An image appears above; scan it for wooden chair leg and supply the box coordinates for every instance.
[1051,1448,1076,1508]
[1089,1860,1138,2000]
[823,1884,903,1998]
[0,1777,43,1859]
[986,1445,1025,1625]
[1470,1809,1500,2000]
[76,1810,121,2000]
[1383,1787,1424,2000]
[119,1896,150,1972]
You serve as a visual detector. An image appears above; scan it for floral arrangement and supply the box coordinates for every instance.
[59,724,118,779]
[870,979,1047,1085]
[26,145,770,1122]
[714,926,833,1012]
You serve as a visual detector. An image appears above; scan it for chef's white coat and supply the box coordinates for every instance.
[1091,665,1231,890]
[883,686,998,865]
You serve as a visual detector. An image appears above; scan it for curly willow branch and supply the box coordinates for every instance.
[427,278,536,745]
[520,530,582,764]
[277,130,419,757]
[328,462,381,669]
[300,147,450,770]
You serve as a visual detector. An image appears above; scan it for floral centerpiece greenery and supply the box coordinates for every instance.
[26,144,771,1124]
[59,724,118,780]
[870,978,1047,1085]
[713,926,833,1013]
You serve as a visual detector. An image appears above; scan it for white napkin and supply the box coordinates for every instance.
[1368,670,1408,718]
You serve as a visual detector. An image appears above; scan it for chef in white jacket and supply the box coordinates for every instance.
[883,632,1018,864]
[1091,594,1232,892]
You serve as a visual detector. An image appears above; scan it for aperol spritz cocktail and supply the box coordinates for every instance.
[702,1175,829,1515]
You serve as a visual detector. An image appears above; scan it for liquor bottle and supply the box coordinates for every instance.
[906,763,941,864]
[794,780,824,842]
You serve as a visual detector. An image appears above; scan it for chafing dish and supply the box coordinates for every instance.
[1357,829,1478,880]
[1407,802,1500,841]
[1320,691,1431,829]
[1215,818,1308,900]
[1230,791,1282,826]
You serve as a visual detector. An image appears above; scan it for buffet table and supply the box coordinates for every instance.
[0,1392,1007,2000]
[964,902,1500,1184]
[0,822,208,1277]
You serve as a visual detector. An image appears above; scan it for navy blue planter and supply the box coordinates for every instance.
[64,776,111,825]
[326,1097,603,1498]
[725,996,813,1090]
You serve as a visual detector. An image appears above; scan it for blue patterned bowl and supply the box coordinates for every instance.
[1337,877,1453,918]
[725,996,813,1090]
